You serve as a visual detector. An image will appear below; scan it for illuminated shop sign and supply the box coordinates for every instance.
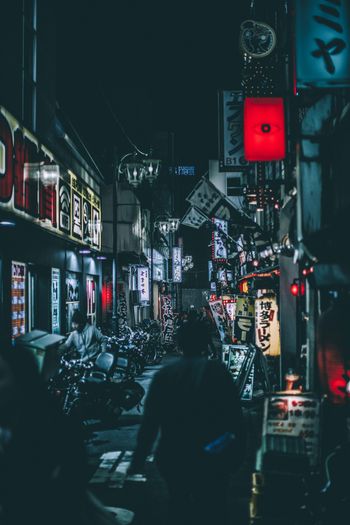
[255,295,281,357]
[172,247,182,283]
[218,90,248,171]
[0,107,101,249]
[137,266,150,303]
[295,0,350,88]
[212,218,228,262]
[244,98,286,162]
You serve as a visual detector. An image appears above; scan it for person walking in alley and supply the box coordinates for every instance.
[128,320,246,525]
[60,310,107,362]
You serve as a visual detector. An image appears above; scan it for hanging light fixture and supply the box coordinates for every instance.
[143,157,161,184]
[155,220,171,235]
[124,158,146,188]
[168,218,180,232]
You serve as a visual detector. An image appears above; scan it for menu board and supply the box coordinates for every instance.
[262,394,321,467]
[11,261,26,339]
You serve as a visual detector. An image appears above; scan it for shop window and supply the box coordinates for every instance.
[66,272,80,332]
[11,261,26,339]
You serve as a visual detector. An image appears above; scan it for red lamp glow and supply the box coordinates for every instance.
[244,97,286,161]
[290,283,299,296]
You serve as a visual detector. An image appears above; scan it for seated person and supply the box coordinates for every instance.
[61,310,107,362]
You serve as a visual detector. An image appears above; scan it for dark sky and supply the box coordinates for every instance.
[56,0,248,175]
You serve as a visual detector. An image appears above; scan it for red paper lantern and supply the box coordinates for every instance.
[244,97,286,161]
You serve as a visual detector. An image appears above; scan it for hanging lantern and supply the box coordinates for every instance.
[168,218,180,232]
[125,160,146,188]
[143,157,161,184]
[244,97,286,161]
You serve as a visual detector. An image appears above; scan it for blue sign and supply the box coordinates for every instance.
[296,0,350,88]
[174,166,196,176]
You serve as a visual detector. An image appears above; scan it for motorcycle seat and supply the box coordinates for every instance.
[84,371,108,383]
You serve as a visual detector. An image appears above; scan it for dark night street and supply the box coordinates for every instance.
[2,1,350,524]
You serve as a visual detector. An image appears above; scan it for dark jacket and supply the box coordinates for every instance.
[131,357,246,476]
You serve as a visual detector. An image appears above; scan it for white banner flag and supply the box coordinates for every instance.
[186,177,222,215]
[181,206,209,229]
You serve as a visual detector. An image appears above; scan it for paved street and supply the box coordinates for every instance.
[86,356,263,525]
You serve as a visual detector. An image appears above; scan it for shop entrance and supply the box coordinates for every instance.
[86,275,97,325]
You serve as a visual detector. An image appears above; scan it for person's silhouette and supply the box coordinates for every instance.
[129,325,246,525]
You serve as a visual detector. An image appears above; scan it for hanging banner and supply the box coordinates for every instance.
[295,0,350,89]
[209,299,227,342]
[181,206,209,229]
[137,266,150,303]
[255,295,281,356]
[117,282,129,337]
[172,247,183,283]
[186,178,223,216]
[212,218,228,262]
[234,295,255,344]
[51,268,60,334]
[160,294,174,345]
[223,298,236,322]
[218,90,248,171]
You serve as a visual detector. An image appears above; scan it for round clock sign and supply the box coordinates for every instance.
[240,20,276,58]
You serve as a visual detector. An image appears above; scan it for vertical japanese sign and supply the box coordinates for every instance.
[117,282,129,336]
[137,266,150,303]
[212,218,228,262]
[263,395,321,466]
[160,294,174,345]
[255,295,281,356]
[11,261,26,339]
[172,247,183,283]
[295,0,350,88]
[234,295,255,344]
[51,268,60,334]
[218,90,248,171]
[209,299,227,342]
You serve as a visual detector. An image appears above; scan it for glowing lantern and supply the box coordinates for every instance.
[244,97,286,161]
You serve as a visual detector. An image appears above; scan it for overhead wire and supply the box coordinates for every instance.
[98,85,148,157]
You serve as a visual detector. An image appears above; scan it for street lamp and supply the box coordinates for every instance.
[112,149,161,329]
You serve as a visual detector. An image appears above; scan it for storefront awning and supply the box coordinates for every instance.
[118,251,148,267]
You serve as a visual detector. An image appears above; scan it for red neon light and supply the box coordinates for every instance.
[290,283,299,296]
[244,98,286,161]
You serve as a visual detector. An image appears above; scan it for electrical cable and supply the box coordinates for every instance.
[98,85,148,157]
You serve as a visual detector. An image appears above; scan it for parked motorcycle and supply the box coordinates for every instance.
[48,352,145,424]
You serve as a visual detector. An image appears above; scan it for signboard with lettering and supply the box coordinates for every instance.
[51,268,60,334]
[263,394,321,466]
[234,295,255,344]
[255,295,281,356]
[174,166,196,176]
[209,299,227,342]
[218,90,248,171]
[11,261,26,339]
[172,247,182,283]
[160,294,174,345]
[212,218,228,262]
[295,0,350,88]
[137,266,150,303]
[0,107,101,249]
